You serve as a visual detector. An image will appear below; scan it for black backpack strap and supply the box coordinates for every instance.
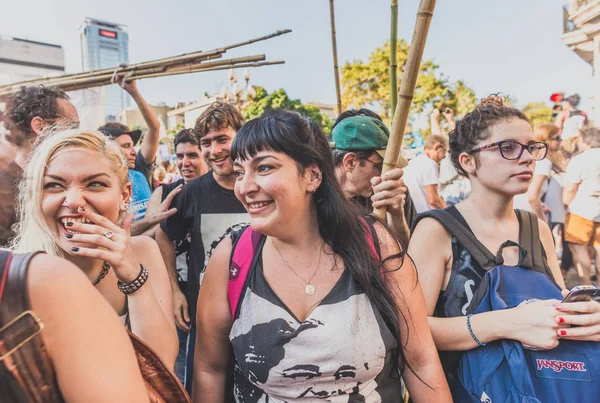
[515,209,556,281]
[412,210,497,271]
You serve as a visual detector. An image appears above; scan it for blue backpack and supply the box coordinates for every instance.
[416,209,600,403]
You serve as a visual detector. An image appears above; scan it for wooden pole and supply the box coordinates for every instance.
[390,0,399,117]
[373,0,437,219]
[329,0,343,114]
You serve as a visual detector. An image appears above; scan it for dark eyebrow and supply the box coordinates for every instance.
[252,155,281,164]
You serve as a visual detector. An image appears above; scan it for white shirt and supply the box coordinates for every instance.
[565,148,600,222]
[403,153,440,213]
[513,158,552,212]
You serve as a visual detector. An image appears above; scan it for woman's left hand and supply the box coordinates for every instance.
[554,289,600,341]
[67,206,140,283]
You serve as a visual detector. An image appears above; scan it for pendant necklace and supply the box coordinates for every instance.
[272,239,324,296]
[93,261,111,286]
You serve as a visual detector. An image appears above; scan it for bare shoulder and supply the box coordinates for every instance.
[411,216,451,242]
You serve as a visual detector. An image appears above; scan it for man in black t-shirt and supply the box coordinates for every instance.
[331,109,416,244]
[147,129,204,383]
[157,103,247,392]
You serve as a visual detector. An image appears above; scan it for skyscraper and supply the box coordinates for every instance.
[79,17,130,121]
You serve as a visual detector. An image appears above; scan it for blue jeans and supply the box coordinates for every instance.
[175,328,189,383]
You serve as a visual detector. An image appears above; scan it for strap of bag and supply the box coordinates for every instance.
[128,331,191,403]
[515,209,555,281]
[412,210,497,271]
[228,226,266,320]
[0,251,60,402]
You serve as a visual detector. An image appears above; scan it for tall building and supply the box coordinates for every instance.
[0,36,65,85]
[79,17,130,121]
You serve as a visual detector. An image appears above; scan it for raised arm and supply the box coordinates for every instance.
[374,222,451,402]
[193,238,234,402]
[28,254,149,402]
[120,79,160,164]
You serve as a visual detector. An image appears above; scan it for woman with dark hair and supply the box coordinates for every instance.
[193,109,451,401]
[409,95,600,387]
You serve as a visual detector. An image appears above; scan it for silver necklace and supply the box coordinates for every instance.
[272,239,324,296]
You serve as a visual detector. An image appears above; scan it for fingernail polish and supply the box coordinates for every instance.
[71,247,79,252]
[556,305,562,311]
[65,234,73,239]
[66,222,73,227]
[558,317,565,324]
[559,330,567,336]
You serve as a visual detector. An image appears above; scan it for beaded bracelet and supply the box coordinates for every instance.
[467,314,487,347]
[117,264,149,295]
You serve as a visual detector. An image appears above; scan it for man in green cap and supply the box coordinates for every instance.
[331,111,415,244]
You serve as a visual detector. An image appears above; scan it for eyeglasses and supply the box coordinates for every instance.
[363,158,384,172]
[470,140,548,161]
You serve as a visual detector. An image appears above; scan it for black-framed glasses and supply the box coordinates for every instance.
[470,140,548,161]
[363,158,384,172]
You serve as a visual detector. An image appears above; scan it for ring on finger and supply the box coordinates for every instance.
[103,228,114,240]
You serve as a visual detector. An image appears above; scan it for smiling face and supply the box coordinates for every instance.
[461,118,536,197]
[233,150,320,236]
[175,141,203,182]
[42,147,131,254]
[199,126,236,177]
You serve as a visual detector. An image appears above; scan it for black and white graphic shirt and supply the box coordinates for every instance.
[230,256,403,402]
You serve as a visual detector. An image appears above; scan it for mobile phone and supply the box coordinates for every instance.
[562,285,600,303]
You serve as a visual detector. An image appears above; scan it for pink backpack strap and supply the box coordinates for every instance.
[228,226,263,320]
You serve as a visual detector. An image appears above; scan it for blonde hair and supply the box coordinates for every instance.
[11,130,129,255]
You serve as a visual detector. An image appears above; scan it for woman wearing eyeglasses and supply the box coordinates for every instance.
[408,95,600,387]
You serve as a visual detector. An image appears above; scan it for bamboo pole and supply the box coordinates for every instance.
[390,0,399,117]
[111,61,285,82]
[0,29,292,95]
[373,0,437,220]
[329,0,343,114]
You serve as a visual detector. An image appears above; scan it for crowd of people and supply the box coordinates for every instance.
[0,81,599,402]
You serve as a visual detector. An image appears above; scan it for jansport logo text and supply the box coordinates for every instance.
[536,359,586,373]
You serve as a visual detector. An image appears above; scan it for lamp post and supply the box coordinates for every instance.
[220,68,256,109]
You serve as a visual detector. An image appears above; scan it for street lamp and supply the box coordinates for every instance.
[220,68,256,109]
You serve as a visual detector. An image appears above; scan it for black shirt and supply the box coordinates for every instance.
[161,172,248,322]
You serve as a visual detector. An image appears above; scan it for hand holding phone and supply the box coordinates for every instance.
[562,285,600,303]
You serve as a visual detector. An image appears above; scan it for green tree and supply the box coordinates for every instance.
[341,40,477,122]
[243,87,333,134]
[522,102,554,128]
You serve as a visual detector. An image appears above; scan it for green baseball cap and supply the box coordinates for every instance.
[330,116,389,158]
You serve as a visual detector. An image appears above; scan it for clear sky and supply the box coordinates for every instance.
[1,0,593,111]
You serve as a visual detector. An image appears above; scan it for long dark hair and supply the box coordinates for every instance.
[231,109,408,372]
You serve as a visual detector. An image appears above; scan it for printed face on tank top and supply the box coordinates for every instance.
[229,260,402,402]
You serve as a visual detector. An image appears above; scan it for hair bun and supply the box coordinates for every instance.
[478,94,506,108]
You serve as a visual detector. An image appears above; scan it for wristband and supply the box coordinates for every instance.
[467,314,487,347]
[117,264,149,295]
